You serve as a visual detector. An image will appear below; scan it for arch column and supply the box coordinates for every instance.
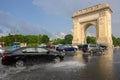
[97,10,112,46]
[72,20,82,45]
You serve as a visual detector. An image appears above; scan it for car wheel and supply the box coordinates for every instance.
[74,49,77,53]
[90,51,93,54]
[61,52,65,56]
[54,57,60,63]
[62,50,65,53]
[90,53,93,56]
[101,50,104,55]
[15,60,24,68]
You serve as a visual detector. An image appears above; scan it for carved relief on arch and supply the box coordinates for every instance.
[99,17,104,25]
[99,11,105,17]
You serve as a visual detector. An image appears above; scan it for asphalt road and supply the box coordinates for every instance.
[0,48,120,80]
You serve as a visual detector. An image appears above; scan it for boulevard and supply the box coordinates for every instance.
[0,48,120,80]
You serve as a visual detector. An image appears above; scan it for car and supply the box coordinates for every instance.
[77,45,83,50]
[99,44,107,51]
[1,47,64,67]
[56,45,77,52]
[72,45,79,50]
[82,44,104,55]
[0,47,5,57]
[39,43,47,48]
[64,45,77,52]
[12,42,21,49]
[56,44,65,52]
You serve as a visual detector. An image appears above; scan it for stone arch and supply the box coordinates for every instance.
[82,22,97,44]
[72,3,113,46]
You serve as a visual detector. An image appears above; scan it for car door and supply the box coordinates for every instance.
[22,47,37,64]
[36,47,49,63]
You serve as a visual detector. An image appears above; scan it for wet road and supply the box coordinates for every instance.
[0,48,120,80]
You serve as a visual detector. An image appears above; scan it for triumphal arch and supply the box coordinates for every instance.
[72,3,113,46]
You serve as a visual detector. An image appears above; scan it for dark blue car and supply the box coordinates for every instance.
[64,45,77,51]
[56,45,77,52]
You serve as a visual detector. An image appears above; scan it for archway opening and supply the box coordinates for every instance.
[86,25,96,44]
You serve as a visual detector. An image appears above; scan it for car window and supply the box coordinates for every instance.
[22,47,36,53]
[83,45,88,48]
[37,48,48,53]
[90,44,96,47]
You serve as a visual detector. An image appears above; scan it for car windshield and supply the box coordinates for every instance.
[8,47,23,54]
[90,44,96,47]
[83,45,88,48]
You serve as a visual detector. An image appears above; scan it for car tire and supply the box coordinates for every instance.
[15,60,24,68]
[61,52,65,56]
[62,50,65,53]
[74,49,77,53]
[54,57,60,63]
[90,53,93,56]
[101,50,104,55]
[90,51,93,54]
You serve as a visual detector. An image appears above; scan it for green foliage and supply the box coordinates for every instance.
[64,34,73,44]
[25,35,38,45]
[53,38,64,44]
[87,36,96,44]
[87,35,120,46]
[112,35,120,46]
[38,35,49,44]
[0,34,50,46]
[1,34,119,47]
[27,43,38,47]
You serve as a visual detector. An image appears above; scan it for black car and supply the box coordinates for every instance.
[1,47,64,67]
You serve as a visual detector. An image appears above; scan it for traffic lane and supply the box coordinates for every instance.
[1,49,120,80]
[1,62,86,80]
[0,51,86,80]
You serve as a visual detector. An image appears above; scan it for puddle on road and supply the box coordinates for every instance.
[51,61,85,68]
[0,66,26,79]
[42,60,86,72]
[0,60,86,80]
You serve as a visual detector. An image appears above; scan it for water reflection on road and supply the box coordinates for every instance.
[1,48,120,80]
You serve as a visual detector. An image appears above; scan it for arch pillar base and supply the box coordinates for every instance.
[97,37,113,47]
[72,40,82,45]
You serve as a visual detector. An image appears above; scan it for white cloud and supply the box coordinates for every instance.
[32,0,86,17]
[32,0,120,37]
[0,11,53,37]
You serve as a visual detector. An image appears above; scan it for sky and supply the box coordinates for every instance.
[0,0,120,38]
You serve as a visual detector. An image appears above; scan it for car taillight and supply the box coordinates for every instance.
[2,54,8,59]
[86,48,90,51]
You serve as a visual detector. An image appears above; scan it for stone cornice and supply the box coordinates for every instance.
[72,3,112,18]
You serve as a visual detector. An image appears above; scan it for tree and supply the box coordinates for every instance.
[64,34,73,44]
[25,35,38,46]
[112,35,117,46]
[53,38,64,44]
[87,36,96,44]
[39,35,49,44]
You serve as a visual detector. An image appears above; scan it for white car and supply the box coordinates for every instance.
[0,48,5,56]
[72,45,78,50]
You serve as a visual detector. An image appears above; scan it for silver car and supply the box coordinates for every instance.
[82,44,104,55]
